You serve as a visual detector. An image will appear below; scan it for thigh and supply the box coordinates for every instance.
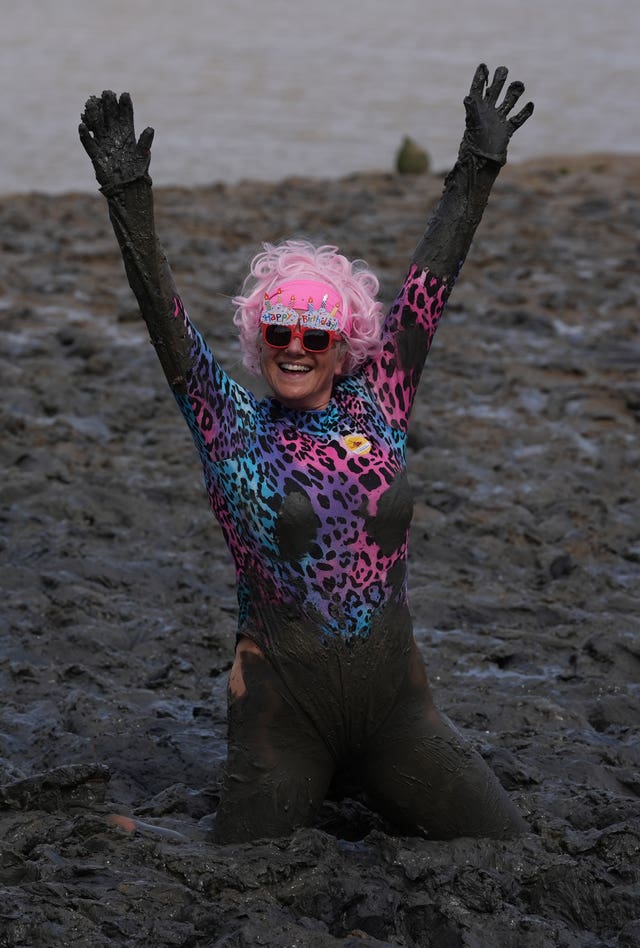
[214,647,335,844]
[361,642,527,840]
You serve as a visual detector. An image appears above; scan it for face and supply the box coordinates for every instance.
[259,314,347,411]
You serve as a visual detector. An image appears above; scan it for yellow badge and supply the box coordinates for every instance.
[343,433,372,456]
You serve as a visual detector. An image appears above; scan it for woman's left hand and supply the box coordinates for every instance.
[460,63,534,166]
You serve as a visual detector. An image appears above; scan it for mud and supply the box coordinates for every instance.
[1,155,639,946]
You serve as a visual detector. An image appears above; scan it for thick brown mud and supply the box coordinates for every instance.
[1,156,639,946]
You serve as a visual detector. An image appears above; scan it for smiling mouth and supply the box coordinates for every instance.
[279,363,311,374]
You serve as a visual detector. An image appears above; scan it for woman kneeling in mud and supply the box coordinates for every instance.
[79,64,533,843]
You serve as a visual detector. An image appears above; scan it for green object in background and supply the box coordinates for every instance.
[396,136,430,174]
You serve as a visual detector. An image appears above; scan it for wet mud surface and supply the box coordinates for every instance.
[1,155,639,946]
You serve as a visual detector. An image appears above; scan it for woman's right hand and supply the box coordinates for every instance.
[79,91,154,192]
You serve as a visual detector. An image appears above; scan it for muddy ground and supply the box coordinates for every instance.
[1,155,639,947]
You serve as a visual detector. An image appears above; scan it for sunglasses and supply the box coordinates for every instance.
[262,323,341,353]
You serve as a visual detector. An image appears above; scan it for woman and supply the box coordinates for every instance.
[79,64,533,843]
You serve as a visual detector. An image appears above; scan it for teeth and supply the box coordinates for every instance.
[281,364,310,373]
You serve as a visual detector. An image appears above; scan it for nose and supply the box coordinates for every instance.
[284,331,305,355]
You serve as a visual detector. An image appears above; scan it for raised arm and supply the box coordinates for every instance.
[79,91,192,392]
[412,64,534,277]
[364,65,533,430]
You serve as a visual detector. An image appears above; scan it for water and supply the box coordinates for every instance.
[1,0,638,195]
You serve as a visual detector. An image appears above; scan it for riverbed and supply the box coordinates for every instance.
[1,154,639,946]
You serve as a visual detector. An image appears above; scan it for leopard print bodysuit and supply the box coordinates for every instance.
[174,264,450,651]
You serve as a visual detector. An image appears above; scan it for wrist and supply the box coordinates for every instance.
[100,172,153,199]
[458,137,506,168]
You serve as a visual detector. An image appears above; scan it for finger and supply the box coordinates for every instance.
[485,66,508,104]
[78,121,98,160]
[136,126,155,155]
[463,94,480,130]
[469,63,488,100]
[498,80,525,116]
[81,95,105,134]
[118,92,135,132]
[101,90,118,130]
[508,100,534,131]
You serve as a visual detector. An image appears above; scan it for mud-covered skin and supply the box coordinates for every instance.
[175,264,449,645]
[215,613,526,842]
[412,64,533,277]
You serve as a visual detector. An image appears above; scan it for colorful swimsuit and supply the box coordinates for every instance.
[175,264,449,650]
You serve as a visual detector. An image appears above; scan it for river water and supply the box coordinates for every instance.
[1,0,639,194]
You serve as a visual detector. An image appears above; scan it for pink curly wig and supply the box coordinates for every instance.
[232,240,385,376]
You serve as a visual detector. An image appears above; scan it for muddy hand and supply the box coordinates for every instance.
[79,90,154,191]
[460,63,534,166]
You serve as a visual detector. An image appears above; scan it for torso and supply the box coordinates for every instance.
[175,264,451,651]
[212,376,413,646]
